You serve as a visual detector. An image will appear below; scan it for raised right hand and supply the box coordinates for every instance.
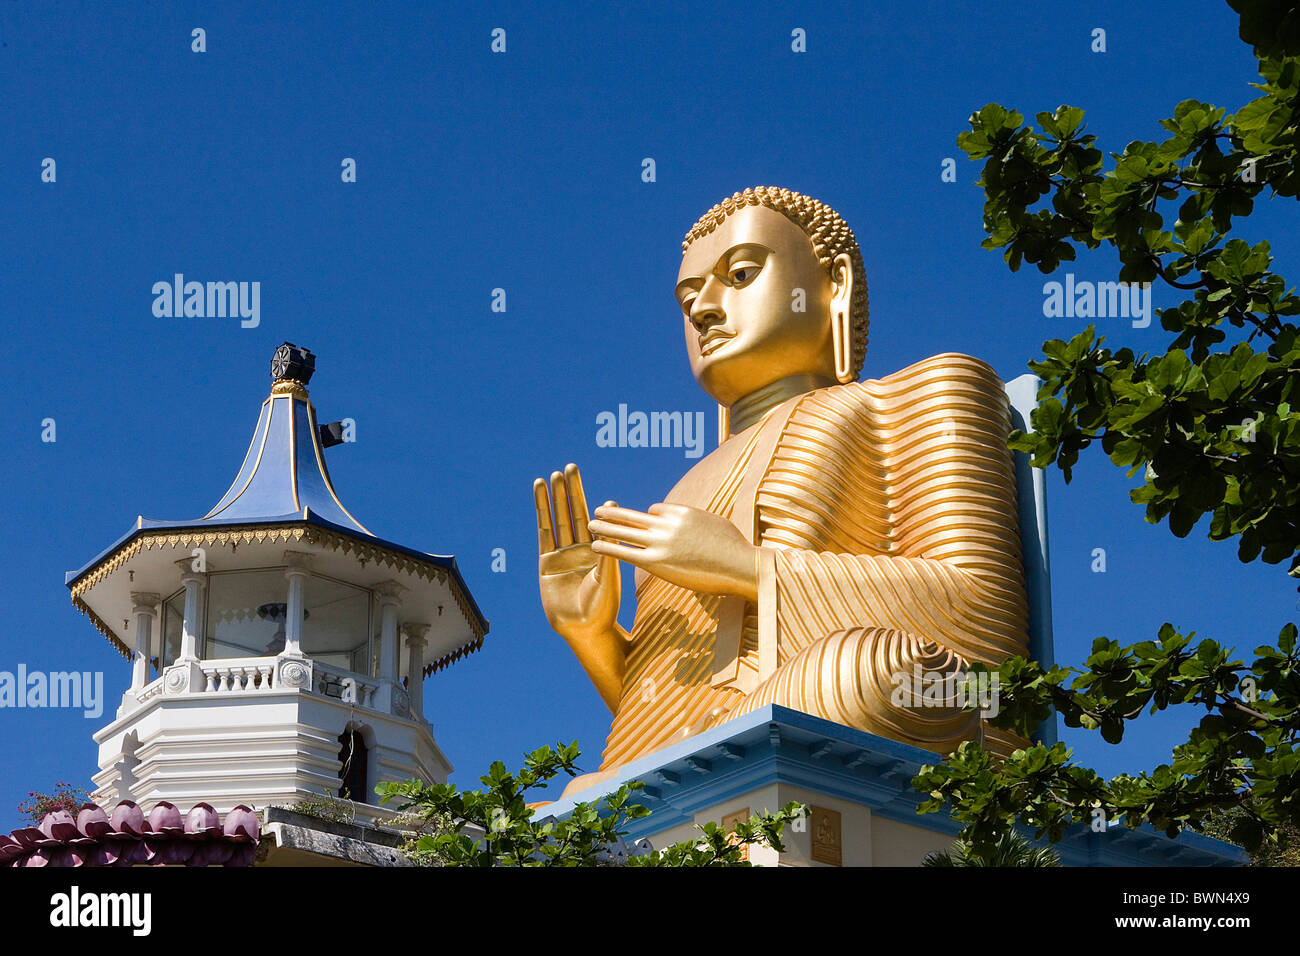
[534,463,621,640]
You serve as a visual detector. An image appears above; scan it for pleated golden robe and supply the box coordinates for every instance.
[594,353,1029,778]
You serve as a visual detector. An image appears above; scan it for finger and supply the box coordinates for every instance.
[588,519,655,548]
[550,471,574,547]
[591,505,660,529]
[590,549,619,586]
[566,463,592,544]
[647,502,686,516]
[534,478,556,555]
[592,539,655,567]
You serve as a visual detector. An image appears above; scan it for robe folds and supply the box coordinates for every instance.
[594,353,1030,778]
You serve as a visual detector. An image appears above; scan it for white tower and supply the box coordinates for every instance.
[67,344,488,824]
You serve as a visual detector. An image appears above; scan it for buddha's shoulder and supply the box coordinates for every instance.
[864,352,1006,393]
[804,353,1008,420]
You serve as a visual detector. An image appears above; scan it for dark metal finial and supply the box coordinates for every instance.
[270,343,316,384]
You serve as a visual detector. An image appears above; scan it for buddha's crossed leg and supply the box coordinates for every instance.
[713,627,1001,756]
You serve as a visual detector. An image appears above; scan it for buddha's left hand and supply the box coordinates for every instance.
[588,502,759,602]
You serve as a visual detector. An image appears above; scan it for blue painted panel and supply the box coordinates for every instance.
[1005,374,1057,746]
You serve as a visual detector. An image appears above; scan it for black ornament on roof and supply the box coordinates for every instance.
[270,342,316,384]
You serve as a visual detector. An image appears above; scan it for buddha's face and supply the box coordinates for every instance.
[676,204,840,407]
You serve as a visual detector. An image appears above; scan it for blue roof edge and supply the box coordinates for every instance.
[536,704,1246,866]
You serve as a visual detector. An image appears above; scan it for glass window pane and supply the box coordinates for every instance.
[161,591,185,670]
[303,576,369,671]
[204,570,287,658]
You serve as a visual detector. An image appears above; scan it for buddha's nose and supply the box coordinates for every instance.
[689,283,726,333]
[689,308,723,334]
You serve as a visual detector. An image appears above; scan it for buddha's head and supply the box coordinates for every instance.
[677,186,868,407]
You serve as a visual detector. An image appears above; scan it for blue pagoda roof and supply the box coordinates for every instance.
[200,383,369,532]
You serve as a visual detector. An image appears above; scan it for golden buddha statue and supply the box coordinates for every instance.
[533,186,1027,796]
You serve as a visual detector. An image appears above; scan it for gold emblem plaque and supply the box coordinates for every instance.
[810,806,842,866]
[721,807,751,862]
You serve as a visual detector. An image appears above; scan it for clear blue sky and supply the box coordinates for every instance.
[1,0,1293,831]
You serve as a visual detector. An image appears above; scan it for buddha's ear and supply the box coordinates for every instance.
[830,252,855,384]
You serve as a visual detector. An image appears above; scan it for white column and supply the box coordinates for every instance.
[128,592,161,692]
[174,558,207,662]
[402,623,430,721]
[282,551,311,657]
[374,581,406,681]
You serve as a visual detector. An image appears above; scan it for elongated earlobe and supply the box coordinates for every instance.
[830,254,855,383]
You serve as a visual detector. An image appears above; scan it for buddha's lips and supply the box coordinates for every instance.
[699,331,734,356]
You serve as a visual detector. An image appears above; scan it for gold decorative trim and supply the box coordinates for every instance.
[72,594,131,659]
[271,379,309,400]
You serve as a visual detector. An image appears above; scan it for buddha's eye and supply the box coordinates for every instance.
[728,262,761,287]
[679,293,697,315]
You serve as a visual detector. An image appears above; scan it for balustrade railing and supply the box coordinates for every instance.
[312,659,380,709]
[131,654,401,716]
[202,658,276,693]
